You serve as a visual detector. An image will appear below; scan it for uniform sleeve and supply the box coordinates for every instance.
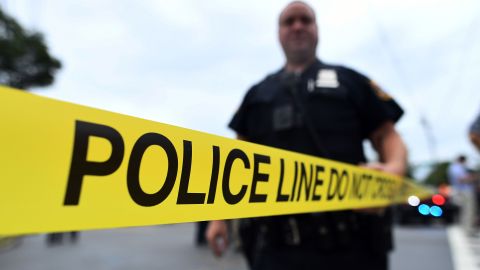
[367,79,404,123]
[228,87,254,137]
[344,68,404,138]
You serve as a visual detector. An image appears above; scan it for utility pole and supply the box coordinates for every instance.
[420,115,438,162]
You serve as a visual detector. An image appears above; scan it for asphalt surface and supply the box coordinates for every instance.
[0,224,454,270]
[391,226,454,270]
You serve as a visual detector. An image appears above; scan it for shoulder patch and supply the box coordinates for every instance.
[369,80,392,101]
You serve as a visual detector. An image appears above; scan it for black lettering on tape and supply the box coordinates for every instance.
[290,161,298,201]
[373,177,395,200]
[362,174,372,197]
[311,165,324,201]
[206,146,220,204]
[177,140,206,204]
[64,120,124,205]
[337,170,349,200]
[296,163,313,201]
[327,168,349,201]
[327,168,339,201]
[249,154,270,203]
[350,173,370,200]
[372,176,383,199]
[222,149,249,205]
[127,132,178,207]
[276,158,289,202]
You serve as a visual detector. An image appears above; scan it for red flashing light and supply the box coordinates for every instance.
[432,194,445,206]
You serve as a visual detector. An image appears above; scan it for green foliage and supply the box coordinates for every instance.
[405,164,415,179]
[423,161,450,186]
[0,6,61,89]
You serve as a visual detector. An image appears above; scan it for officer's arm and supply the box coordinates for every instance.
[368,121,407,176]
[206,220,229,257]
[357,122,406,214]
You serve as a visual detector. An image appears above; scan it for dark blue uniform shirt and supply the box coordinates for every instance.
[229,59,403,164]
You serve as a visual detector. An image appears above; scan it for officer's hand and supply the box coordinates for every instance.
[206,220,229,257]
[355,162,395,215]
[362,161,404,176]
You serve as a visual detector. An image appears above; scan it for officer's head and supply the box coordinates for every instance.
[278,1,318,65]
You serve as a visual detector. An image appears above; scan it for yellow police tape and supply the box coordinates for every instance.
[0,86,431,235]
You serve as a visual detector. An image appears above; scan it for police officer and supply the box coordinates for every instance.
[207,1,407,270]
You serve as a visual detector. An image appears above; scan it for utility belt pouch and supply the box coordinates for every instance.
[360,209,393,253]
[328,211,359,247]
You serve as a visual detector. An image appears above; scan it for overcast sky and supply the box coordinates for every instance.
[3,0,480,167]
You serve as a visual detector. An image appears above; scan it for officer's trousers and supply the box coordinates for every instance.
[251,247,388,270]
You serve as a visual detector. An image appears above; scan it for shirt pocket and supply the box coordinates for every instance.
[306,85,360,133]
[308,85,348,100]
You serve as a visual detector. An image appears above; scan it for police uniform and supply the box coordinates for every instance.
[229,59,403,270]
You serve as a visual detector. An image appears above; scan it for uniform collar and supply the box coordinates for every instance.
[300,58,323,79]
[279,58,323,79]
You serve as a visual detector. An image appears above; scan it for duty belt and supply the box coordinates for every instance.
[245,211,382,251]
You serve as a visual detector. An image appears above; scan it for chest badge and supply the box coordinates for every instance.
[315,69,339,88]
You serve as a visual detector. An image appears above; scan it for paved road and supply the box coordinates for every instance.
[0,224,454,270]
[392,226,453,270]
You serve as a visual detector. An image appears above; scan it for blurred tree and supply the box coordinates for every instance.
[405,163,414,179]
[423,161,450,186]
[0,6,61,89]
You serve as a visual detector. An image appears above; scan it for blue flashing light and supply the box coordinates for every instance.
[430,206,443,217]
[418,204,430,215]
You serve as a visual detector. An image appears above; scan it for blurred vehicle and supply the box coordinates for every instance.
[394,185,459,225]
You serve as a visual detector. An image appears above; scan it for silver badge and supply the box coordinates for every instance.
[315,69,339,88]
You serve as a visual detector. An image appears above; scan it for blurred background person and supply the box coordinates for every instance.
[46,231,79,246]
[448,155,477,235]
[195,222,208,246]
[468,111,480,227]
